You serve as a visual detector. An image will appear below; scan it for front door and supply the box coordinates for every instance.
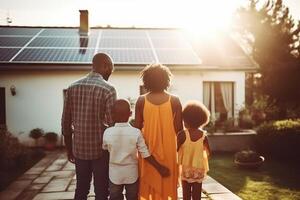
[0,87,6,129]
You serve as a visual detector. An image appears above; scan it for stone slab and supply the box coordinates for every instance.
[42,178,72,192]
[33,191,74,200]
[0,180,32,200]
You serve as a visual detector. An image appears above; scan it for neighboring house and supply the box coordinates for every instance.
[0,19,256,144]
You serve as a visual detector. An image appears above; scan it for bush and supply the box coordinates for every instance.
[235,150,261,163]
[255,119,300,161]
[44,132,58,144]
[0,131,42,170]
[29,128,44,146]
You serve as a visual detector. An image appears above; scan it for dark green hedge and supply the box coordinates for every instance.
[255,119,300,161]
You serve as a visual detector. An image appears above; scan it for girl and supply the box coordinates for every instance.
[177,101,211,200]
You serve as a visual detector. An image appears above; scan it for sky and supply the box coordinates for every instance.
[0,0,299,30]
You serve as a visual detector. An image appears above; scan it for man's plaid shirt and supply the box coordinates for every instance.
[62,72,117,160]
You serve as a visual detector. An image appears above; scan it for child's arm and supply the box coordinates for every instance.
[136,131,170,177]
[204,136,211,157]
[177,130,186,151]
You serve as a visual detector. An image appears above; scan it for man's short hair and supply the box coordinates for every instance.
[183,101,210,128]
[141,64,172,92]
[92,53,113,70]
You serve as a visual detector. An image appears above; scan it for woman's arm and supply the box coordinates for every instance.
[171,96,183,134]
[134,96,145,130]
[177,130,186,151]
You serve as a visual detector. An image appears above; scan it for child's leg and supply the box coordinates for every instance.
[125,180,138,200]
[109,180,124,200]
[182,180,192,200]
[191,182,202,200]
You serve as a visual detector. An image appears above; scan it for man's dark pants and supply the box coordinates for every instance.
[74,151,109,200]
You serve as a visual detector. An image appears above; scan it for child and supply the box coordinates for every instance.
[102,99,170,200]
[177,101,211,200]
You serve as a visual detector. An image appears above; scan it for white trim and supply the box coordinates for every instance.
[146,31,159,63]
[9,29,45,62]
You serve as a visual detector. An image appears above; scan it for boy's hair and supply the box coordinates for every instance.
[141,63,172,92]
[113,99,131,114]
[182,101,210,128]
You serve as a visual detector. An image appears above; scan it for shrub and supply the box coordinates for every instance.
[234,150,262,163]
[255,119,300,161]
[44,132,58,144]
[29,128,44,146]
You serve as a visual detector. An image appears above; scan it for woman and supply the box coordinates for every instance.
[135,64,183,200]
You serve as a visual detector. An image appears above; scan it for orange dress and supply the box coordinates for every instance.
[139,95,178,200]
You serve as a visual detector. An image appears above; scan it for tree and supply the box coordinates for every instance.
[236,0,300,118]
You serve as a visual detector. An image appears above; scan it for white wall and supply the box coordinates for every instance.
[0,69,245,144]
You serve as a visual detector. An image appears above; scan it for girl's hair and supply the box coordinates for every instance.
[141,64,172,92]
[183,101,210,128]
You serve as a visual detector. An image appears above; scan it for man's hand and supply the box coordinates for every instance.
[158,165,170,177]
[67,151,75,164]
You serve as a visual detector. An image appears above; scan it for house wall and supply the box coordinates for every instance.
[0,69,245,145]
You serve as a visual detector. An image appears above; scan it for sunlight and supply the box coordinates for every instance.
[176,0,241,36]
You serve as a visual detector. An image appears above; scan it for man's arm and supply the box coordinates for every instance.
[61,88,74,163]
[105,88,117,127]
[137,131,170,177]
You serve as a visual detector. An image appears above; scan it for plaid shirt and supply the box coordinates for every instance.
[62,72,117,160]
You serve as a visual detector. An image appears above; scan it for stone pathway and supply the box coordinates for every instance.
[0,151,241,200]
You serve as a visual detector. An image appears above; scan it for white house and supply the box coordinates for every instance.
[0,13,256,145]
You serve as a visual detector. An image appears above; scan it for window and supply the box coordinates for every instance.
[203,82,234,122]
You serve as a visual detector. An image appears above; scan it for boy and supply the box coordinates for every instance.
[102,99,170,200]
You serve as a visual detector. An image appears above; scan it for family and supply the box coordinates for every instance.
[62,53,211,200]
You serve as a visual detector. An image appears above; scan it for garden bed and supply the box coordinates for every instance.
[208,153,300,200]
[0,148,45,191]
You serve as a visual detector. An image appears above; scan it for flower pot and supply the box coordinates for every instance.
[44,143,56,151]
[234,156,265,169]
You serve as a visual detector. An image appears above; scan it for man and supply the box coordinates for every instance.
[62,53,116,200]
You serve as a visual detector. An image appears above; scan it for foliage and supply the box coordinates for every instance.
[236,0,300,118]
[44,132,58,143]
[29,128,44,146]
[234,150,262,163]
[255,119,300,161]
[0,129,45,170]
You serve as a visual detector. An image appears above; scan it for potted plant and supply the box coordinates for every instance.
[44,132,58,151]
[29,128,44,147]
[234,150,265,169]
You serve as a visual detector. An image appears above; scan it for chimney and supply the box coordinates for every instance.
[79,10,89,35]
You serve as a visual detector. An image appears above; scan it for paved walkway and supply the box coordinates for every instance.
[0,151,241,200]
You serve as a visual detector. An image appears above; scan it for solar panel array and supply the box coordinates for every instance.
[0,27,202,65]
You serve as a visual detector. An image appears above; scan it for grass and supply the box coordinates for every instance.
[208,153,300,200]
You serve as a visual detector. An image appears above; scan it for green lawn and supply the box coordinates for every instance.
[208,153,300,200]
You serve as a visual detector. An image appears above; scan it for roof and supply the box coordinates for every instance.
[0,26,257,71]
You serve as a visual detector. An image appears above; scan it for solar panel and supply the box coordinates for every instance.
[147,30,182,38]
[28,37,97,48]
[155,49,201,65]
[0,48,21,61]
[102,29,147,38]
[0,36,33,47]
[0,28,41,36]
[13,48,94,63]
[39,28,99,37]
[98,49,155,64]
[99,38,151,48]
[151,38,191,49]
